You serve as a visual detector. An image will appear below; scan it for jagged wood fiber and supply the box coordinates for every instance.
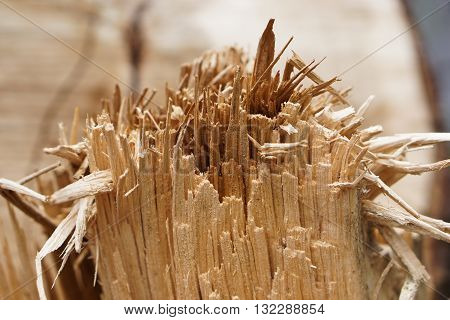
[2,20,450,300]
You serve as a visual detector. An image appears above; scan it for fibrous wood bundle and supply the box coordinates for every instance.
[1,20,450,300]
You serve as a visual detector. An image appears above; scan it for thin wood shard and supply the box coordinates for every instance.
[49,170,113,204]
[74,196,95,253]
[36,203,79,299]
[378,226,430,283]
[363,201,450,243]
[0,178,48,202]
[252,19,275,84]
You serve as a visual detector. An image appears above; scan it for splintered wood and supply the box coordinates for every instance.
[2,20,450,300]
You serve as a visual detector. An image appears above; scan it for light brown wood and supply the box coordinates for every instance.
[1,19,449,300]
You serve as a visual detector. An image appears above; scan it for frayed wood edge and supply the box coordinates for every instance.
[363,201,450,243]
[372,259,394,300]
[356,95,375,117]
[364,172,421,219]
[43,142,87,165]
[73,156,89,180]
[52,236,75,289]
[93,235,99,287]
[378,226,430,300]
[36,202,79,300]
[74,196,95,253]
[378,226,429,281]
[367,132,450,153]
[376,158,450,175]
[399,276,420,300]
[49,170,113,204]
[0,178,48,202]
